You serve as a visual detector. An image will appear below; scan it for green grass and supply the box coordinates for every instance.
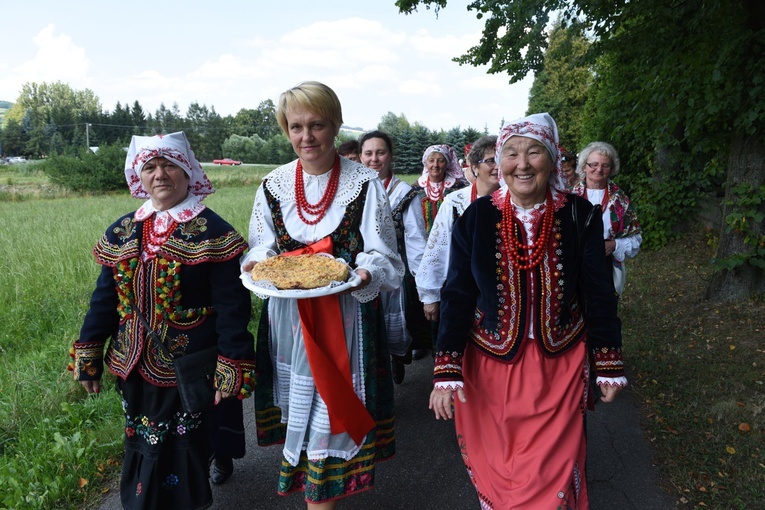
[621,227,765,508]
[0,173,264,509]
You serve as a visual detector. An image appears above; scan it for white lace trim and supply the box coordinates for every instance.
[352,265,385,303]
[434,381,464,391]
[596,376,628,387]
[264,158,377,207]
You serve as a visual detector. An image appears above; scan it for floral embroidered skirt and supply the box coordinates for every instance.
[118,371,212,510]
[455,340,589,510]
[254,298,395,503]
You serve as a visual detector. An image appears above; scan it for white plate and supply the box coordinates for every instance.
[240,265,362,299]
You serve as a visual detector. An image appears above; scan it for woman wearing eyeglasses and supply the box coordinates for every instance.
[416,136,500,322]
[572,141,642,296]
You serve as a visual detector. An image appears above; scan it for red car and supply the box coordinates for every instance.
[212,158,242,165]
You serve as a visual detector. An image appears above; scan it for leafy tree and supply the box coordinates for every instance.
[377,112,411,138]
[527,19,591,152]
[396,0,765,300]
[0,118,24,156]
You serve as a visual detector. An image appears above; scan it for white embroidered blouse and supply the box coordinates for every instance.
[243,158,404,302]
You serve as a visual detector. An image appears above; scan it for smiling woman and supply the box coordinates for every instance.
[242,81,404,510]
[431,113,627,509]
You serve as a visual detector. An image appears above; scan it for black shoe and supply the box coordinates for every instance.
[392,358,405,385]
[210,457,234,485]
[412,349,429,360]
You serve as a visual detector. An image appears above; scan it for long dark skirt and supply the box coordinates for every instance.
[118,371,213,510]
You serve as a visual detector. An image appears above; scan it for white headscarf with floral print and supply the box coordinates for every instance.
[496,113,566,191]
[417,144,464,188]
[125,132,215,199]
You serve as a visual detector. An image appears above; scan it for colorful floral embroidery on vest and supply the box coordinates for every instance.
[177,216,208,239]
[112,216,136,242]
[124,408,203,446]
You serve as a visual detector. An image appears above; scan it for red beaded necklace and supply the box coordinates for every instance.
[382,173,393,190]
[141,214,177,258]
[500,189,555,271]
[584,184,609,211]
[295,153,341,225]
[426,178,444,202]
[470,182,478,203]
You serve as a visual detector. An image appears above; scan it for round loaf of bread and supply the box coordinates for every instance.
[250,254,350,290]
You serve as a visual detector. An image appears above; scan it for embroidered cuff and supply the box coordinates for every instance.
[70,341,104,381]
[597,375,628,387]
[214,356,256,397]
[352,265,384,303]
[434,380,464,391]
[592,346,625,379]
[433,350,464,383]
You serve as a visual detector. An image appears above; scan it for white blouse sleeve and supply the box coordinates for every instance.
[402,193,428,276]
[415,199,457,305]
[242,184,277,269]
[614,233,642,262]
[352,178,405,303]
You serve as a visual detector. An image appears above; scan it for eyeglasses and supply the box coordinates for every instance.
[586,162,612,170]
[478,157,496,165]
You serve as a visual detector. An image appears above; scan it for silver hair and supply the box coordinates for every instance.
[576,141,621,180]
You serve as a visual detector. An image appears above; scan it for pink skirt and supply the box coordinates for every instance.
[455,339,589,509]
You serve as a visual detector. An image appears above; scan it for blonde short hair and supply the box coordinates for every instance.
[276,81,343,136]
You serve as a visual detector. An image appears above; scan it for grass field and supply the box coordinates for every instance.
[0,172,262,509]
[0,165,762,509]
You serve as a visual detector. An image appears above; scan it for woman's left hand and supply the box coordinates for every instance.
[214,390,234,405]
[340,268,371,295]
[429,386,467,420]
[599,383,623,403]
[605,238,616,256]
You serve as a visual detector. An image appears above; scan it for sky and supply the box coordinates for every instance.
[0,0,533,133]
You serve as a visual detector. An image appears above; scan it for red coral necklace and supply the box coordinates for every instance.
[426,178,444,202]
[382,173,393,190]
[295,154,341,225]
[500,189,554,271]
[470,182,478,202]
[142,214,177,257]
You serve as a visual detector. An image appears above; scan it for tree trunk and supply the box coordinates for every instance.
[706,135,765,301]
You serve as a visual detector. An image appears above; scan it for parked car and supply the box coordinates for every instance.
[212,158,242,166]
[6,157,27,164]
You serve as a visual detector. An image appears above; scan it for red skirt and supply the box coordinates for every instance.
[455,339,589,509]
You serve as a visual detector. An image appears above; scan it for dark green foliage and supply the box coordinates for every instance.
[41,144,127,193]
[527,19,591,151]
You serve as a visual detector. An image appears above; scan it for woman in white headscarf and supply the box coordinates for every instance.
[430,114,626,509]
[406,144,469,357]
[416,135,501,323]
[69,132,255,510]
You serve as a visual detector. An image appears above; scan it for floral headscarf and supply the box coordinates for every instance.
[125,132,214,199]
[496,113,566,191]
[417,144,464,189]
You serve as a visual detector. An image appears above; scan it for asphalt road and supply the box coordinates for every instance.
[98,358,675,509]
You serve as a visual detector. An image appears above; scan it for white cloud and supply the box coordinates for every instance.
[0,4,533,132]
[0,24,91,99]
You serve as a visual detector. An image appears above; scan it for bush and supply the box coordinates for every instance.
[41,145,127,193]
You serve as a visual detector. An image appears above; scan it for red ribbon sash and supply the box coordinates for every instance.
[281,236,375,444]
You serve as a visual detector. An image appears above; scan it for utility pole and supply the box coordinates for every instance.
[85,123,91,148]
